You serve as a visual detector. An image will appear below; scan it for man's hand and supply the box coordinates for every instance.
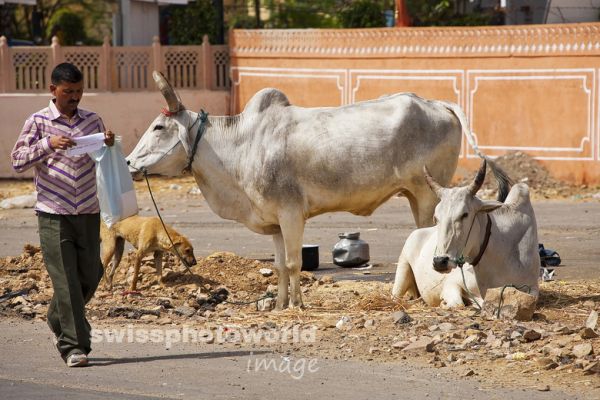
[104,130,115,147]
[49,135,75,150]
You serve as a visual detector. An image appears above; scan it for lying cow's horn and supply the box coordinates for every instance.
[467,159,487,196]
[423,166,444,197]
[153,71,183,113]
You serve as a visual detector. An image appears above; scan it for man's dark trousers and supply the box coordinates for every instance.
[38,212,103,360]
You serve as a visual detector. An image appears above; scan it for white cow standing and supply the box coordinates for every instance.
[127,71,474,310]
[392,159,540,308]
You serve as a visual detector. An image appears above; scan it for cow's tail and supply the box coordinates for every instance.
[439,101,483,158]
[440,101,512,202]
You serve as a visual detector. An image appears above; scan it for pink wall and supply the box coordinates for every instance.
[230,24,600,185]
[0,90,229,178]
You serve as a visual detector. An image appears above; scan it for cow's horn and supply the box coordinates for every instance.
[467,159,487,196]
[153,71,183,113]
[423,166,444,197]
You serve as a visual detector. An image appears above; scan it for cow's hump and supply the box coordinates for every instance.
[243,88,291,114]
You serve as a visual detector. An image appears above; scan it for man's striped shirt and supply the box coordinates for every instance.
[11,100,105,215]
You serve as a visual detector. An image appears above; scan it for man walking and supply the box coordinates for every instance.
[11,62,114,367]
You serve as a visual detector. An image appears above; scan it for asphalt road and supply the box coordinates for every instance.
[0,320,588,400]
[1,192,599,282]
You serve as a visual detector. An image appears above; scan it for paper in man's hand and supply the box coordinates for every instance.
[66,132,106,156]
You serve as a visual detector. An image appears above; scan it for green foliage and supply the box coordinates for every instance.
[168,0,217,44]
[46,9,86,45]
[4,0,113,45]
[227,12,257,29]
[339,0,386,28]
[264,0,340,29]
[406,0,491,26]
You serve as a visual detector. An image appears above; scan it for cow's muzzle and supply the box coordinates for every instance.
[432,256,451,273]
[126,160,145,181]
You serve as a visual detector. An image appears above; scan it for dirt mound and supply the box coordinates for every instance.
[459,151,579,199]
[0,244,317,311]
[492,151,562,189]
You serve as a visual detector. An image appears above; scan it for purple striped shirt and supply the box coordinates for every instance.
[11,100,105,215]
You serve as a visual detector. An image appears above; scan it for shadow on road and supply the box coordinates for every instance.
[89,349,269,366]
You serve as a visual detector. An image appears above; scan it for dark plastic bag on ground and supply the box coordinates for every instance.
[539,243,561,267]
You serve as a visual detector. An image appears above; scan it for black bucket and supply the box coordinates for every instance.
[302,245,319,271]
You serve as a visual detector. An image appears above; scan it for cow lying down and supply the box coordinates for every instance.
[391,159,540,308]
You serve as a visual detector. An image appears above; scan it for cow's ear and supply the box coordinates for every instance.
[479,200,502,213]
[177,123,191,155]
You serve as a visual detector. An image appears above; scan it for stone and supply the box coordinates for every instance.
[196,293,210,303]
[523,329,542,342]
[257,297,275,311]
[572,343,593,358]
[156,298,174,309]
[536,357,558,370]
[19,306,35,318]
[392,311,412,325]
[553,325,573,335]
[583,361,600,374]
[402,337,435,353]
[364,319,376,329]
[580,327,599,339]
[510,330,523,340]
[336,316,352,330]
[582,300,596,308]
[9,296,28,306]
[259,268,273,277]
[585,310,598,330]
[266,284,278,294]
[219,308,235,318]
[463,369,475,377]
[462,335,481,347]
[482,287,537,321]
[320,275,334,284]
[173,306,196,317]
[392,340,410,349]
[485,331,497,343]
[438,322,454,332]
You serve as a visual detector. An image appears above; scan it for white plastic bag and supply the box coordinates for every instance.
[90,138,138,227]
[0,192,37,209]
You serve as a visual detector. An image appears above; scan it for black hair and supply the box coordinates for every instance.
[51,62,83,85]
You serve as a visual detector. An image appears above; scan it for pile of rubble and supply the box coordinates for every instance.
[459,151,599,200]
[1,245,599,390]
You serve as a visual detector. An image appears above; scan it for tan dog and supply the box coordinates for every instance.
[100,215,197,291]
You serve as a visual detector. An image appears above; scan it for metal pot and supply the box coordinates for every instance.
[332,232,370,267]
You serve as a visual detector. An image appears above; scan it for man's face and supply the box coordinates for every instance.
[50,80,83,117]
